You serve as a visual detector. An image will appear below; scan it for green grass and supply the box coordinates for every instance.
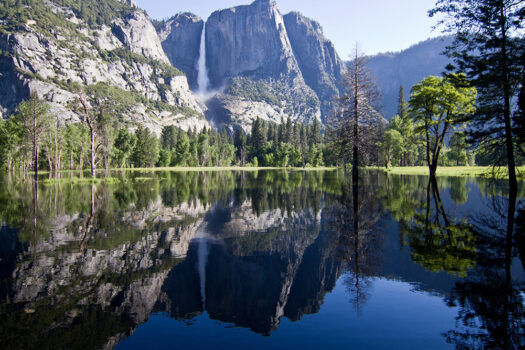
[373,166,525,178]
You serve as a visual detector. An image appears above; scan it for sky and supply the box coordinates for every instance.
[135,0,442,57]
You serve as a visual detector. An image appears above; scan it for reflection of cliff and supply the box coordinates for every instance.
[284,219,344,321]
[0,197,206,350]
[160,205,345,335]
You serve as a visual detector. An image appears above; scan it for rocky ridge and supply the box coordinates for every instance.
[0,0,209,134]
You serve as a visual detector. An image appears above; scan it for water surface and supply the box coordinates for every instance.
[0,170,523,349]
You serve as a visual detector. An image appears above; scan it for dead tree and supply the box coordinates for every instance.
[331,46,382,181]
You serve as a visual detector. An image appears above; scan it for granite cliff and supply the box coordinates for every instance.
[0,0,209,134]
[158,0,345,132]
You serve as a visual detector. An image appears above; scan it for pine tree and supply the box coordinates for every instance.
[397,85,408,120]
[250,117,266,164]
[131,126,158,168]
[161,126,178,151]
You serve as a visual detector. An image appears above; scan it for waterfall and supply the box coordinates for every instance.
[196,22,210,96]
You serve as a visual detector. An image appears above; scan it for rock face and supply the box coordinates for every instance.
[112,11,170,64]
[0,0,209,134]
[206,0,296,88]
[202,0,324,131]
[283,12,344,119]
[157,13,203,90]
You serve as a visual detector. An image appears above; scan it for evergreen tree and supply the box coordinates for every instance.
[250,117,266,164]
[234,129,247,166]
[285,117,293,144]
[161,126,178,151]
[113,128,136,168]
[397,85,408,120]
[311,118,322,145]
[131,126,158,168]
[173,131,190,166]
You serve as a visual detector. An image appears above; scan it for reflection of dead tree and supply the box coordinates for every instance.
[328,175,383,313]
[79,184,98,251]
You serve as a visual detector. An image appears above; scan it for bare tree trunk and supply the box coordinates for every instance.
[90,128,96,177]
[500,6,517,194]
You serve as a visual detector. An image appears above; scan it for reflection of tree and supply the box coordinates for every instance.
[444,192,525,349]
[517,206,525,271]
[327,171,383,313]
[399,178,477,277]
[448,177,470,205]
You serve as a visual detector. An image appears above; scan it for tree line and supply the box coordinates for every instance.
[0,92,236,176]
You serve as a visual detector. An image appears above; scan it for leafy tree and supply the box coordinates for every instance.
[0,117,21,172]
[517,75,525,155]
[64,123,88,170]
[448,132,468,166]
[430,0,525,191]
[378,129,404,168]
[13,93,52,178]
[409,74,476,177]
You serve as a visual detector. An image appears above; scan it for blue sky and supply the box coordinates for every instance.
[135,0,441,57]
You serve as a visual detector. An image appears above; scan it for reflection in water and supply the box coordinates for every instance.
[195,226,211,307]
[0,171,523,349]
[326,172,383,313]
[444,188,525,349]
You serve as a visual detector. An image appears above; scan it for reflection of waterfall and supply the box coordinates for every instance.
[194,227,213,307]
[196,22,210,98]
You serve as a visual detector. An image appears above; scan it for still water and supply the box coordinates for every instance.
[0,170,523,349]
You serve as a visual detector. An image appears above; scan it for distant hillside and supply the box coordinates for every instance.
[366,36,453,120]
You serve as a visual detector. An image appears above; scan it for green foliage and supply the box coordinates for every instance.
[113,128,136,168]
[409,74,477,174]
[131,126,158,168]
[448,132,469,166]
[378,129,404,168]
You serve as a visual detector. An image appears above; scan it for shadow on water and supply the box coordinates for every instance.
[0,170,523,348]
